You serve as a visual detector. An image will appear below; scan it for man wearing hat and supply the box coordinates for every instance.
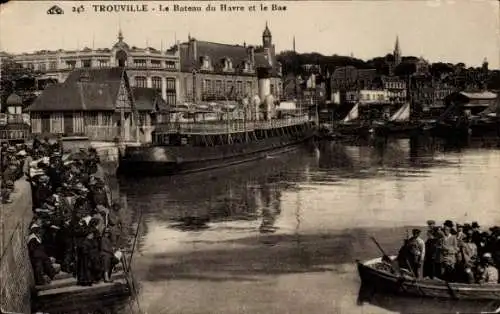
[100,227,116,283]
[27,223,57,285]
[406,228,426,278]
[471,222,482,249]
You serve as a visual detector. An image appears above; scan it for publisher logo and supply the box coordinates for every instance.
[47,5,64,15]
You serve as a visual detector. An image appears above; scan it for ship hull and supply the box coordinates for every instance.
[118,127,315,176]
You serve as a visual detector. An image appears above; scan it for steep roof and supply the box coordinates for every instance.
[180,40,279,75]
[180,40,250,72]
[28,68,126,112]
[132,87,169,112]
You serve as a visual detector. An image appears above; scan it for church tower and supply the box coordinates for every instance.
[482,57,489,71]
[393,36,402,67]
[263,22,272,48]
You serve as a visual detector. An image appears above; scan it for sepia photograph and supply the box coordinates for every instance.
[0,0,500,313]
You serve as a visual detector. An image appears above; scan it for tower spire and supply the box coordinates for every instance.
[118,16,123,42]
[393,35,401,66]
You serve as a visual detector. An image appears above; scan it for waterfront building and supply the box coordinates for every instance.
[7,30,180,106]
[445,91,498,116]
[330,66,378,95]
[5,23,285,110]
[380,76,407,104]
[344,89,389,104]
[28,68,140,141]
[177,23,283,103]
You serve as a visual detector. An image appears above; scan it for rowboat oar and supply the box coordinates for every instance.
[370,237,401,275]
[370,236,427,296]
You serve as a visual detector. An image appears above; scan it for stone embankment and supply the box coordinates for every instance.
[0,178,34,313]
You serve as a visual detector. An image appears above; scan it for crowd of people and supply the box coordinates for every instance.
[2,137,125,287]
[397,220,499,284]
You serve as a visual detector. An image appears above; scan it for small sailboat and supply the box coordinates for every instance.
[372,102,420,136]
[334,103,370,136]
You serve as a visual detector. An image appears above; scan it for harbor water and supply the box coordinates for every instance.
[90,136,500,313]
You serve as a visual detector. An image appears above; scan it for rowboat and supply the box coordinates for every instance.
[357,256,500,300]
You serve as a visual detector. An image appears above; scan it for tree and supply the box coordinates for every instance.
[0,60,38,112]
[429,62,454,79]
[394,62,416,77]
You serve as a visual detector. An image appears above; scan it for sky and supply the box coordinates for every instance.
[0,0,499,68]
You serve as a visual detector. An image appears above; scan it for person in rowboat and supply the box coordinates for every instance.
[438,221,459,281]
[476,253,499,284]
[456,229,478,283]
[406,229,426,279]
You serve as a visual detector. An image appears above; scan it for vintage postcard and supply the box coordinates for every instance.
[1,0,500,313]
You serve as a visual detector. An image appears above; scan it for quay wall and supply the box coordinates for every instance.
[0,179,34,314]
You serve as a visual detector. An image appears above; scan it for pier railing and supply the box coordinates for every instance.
[158,116,310,135]
[0,129,31,141]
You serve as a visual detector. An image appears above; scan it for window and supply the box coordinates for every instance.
[82,59,91,68]
[101,112,112,125]
[215,80,222,92]
[246,81,253,95]
[165,61,176,70]
[138,112,149,126]
[98,60,108,68]
[166,93,176,106]
[151,60,161,68]
[133,59,147,67]
[49,61,57,70]
[201,57,210,70]
[203,79,211,93]
[166,78,175,91]
[86,112,98,125]
[66,60,76,69]
[244,61,252,72]
[152,77,162,90]
[226,81,234,93]
[224,58,233,71]
[135,76,147,88]
[38,63,47,71]
[236,81,243,96]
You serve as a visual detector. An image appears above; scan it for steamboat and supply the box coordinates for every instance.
[119,67,316,176]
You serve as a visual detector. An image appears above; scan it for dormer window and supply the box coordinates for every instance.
[200,56,211,70]
[243,60,252,72]
[223,58,233,72]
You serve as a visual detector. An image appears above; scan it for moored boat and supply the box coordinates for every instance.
[371,102,422,137]
[357,256,500,300]
[119,115,315,176]
[333,103,372,137]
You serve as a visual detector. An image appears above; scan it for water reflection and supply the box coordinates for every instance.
[114,136,500,314]
[357,284,500,314]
